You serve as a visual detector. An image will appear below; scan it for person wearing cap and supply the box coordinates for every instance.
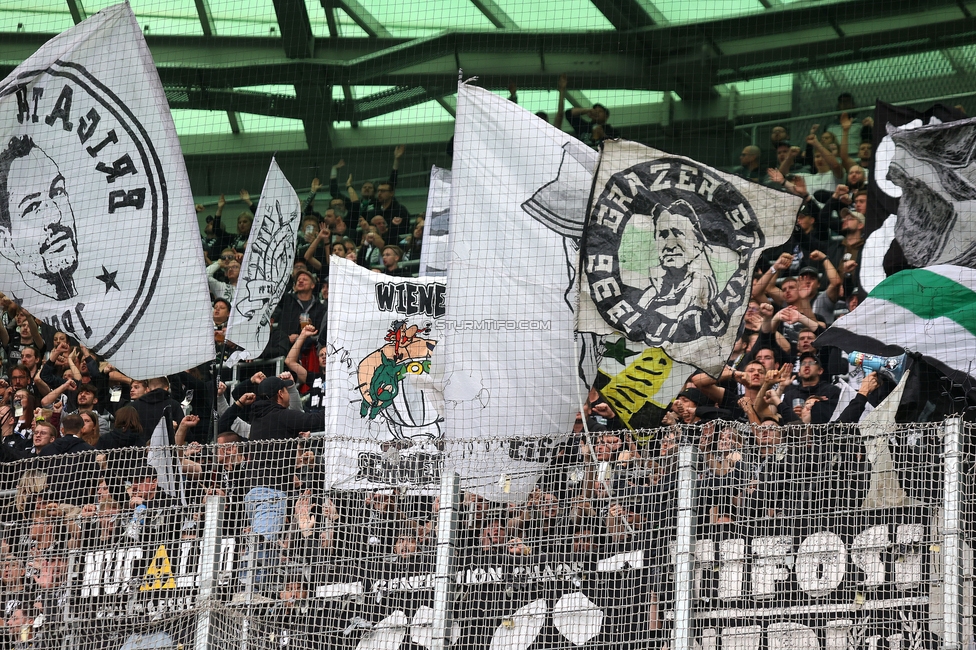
[248,375,324,444]
[244,374,325,595]
[663,387,708,425]
[778,352,840,425]
[827,207,864,291]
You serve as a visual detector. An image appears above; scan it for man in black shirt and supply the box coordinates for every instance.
[366,183,412,244]
[779,352,840,424]
[245,376,324,595]
[380,246,411,277]
[564,104,619,146]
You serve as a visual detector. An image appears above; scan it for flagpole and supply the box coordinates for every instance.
[212,337,229,444]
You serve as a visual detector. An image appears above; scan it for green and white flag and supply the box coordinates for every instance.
[818,264,976,383]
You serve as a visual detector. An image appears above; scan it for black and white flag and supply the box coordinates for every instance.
[872,112,976,272]
[418,165,450,277]
[578,141,799,377]
[0,3,214,377]
[226,157,301,359]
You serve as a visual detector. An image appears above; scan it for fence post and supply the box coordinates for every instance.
[432,470,460,650]
[945,416,963,650]
[674,440,697,650]
[195,495,225,650]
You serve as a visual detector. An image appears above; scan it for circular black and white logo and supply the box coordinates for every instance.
[0,61,167,357]
[583,157,763,345]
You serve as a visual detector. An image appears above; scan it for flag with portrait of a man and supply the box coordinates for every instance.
[578,140,801,377]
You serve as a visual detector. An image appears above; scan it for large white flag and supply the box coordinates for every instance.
[323,258,445,490]
[226,157,301,359]
[418,165,451,277]
[443,83,598,501]
[577,140,800,377]
[0,4,213,378]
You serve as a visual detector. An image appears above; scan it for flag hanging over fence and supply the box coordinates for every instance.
[442,82,598,501]
[577,140,800,378]
[0,3,213,378]
[324,257,446,490]
[817,264,976,386]
[226,157,301,360]
[419,166,451,277]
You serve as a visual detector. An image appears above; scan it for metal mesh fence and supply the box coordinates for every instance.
[0,420,964,650]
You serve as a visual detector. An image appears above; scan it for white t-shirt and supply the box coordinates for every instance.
[799,170,845,199]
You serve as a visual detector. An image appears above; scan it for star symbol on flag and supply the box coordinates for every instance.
[603,338,639,365]
[96,266,120,293]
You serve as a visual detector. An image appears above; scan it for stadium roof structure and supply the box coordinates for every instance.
[3,0,976,163]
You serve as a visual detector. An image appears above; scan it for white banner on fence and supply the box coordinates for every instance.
[324,257,446,489]
[226,157,301,360]
[442,82,598,501]
[0,3,214,377]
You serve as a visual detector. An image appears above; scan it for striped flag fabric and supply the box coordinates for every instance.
[817,264,976,384]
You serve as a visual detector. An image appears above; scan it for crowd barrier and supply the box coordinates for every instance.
[0,420,970,650]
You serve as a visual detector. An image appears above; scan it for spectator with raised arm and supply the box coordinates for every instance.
[268,270,325,360]
[564,93,619,146]
[779,125,844,202]
[206,248,241,302]
[692,360,767,421]
[365,180,412,244]
[827,208,865,292]
[298,218,331,281]
[3,310,44,371]
[778,352,840,425]
[284,325,326,413]
[356,227,383,269]
[827,93,873,156]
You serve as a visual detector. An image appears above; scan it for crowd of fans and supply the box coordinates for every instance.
[0,85,965,649]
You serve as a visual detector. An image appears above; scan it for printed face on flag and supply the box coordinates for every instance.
[0,4,215,378]
[579,142,797,377]
[584,157,762,345]
[0,67,171,349]
[0,138,78,300]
